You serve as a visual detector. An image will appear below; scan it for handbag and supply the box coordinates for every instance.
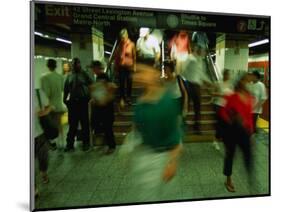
[36,89,59,140]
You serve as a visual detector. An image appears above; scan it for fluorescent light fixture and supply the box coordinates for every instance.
[35,32,50,39]
[248,39,269,48]
[105,51,112,55]
[35,31,43,36]
[56,37,72,44]
[34,55,43,59]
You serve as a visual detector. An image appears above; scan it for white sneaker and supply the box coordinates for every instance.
[213,140,220,151]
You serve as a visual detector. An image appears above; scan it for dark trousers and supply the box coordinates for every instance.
[186,81,201,130]
[214,105,223,139]
[223,124,252,177]
[66,100,90,148]
[118,66,133,100]
[35,134,49,172]
[138,57,155,66]
[253,113,259,133]
[91,105,116,149]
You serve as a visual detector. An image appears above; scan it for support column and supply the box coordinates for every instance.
[216,34,249,79]
[71,27,104,71]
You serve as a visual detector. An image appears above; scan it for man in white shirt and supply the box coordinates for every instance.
[181,46,211,133]
[41,59,65,149]
[249,70,267,133]
[136,28,161,67]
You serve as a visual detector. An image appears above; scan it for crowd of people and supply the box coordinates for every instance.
[34,28,268,200]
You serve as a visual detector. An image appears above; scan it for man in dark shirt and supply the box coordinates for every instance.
[63,58,93,152]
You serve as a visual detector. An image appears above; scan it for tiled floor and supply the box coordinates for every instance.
[35,130,269,210]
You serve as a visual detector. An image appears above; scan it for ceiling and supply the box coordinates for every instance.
[34,23,269,56]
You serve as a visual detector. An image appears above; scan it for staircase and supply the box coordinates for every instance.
[92,34,219,145]
[111,85,216,145]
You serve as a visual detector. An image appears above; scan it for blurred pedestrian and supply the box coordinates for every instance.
[191,31,209,52]
[34,89,51,197]
[164,60,188,118]
[211,69,233,150]
[181,45,211,134]
[136,28,161,67]
[131,65,183,201]
[90,61,117,154]
[219,73,254,192]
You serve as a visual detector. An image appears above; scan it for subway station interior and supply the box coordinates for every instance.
[32,2,270,210]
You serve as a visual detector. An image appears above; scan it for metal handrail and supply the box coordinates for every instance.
[206,53,221,82]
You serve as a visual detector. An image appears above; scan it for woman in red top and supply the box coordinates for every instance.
[114,28,136,107]
[219,73,254,192]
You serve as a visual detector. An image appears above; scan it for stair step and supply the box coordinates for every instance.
[113,121,132,132]
[114,111,216,121]
[113,120,216,132]
[115,102,215,113]
[115,92,213,101]
[185,120,216,125]
[115,111,215,116]
[113,130,215,137]
[189,104,214,111]
[113,120,216,126]
[91,130,216,145]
